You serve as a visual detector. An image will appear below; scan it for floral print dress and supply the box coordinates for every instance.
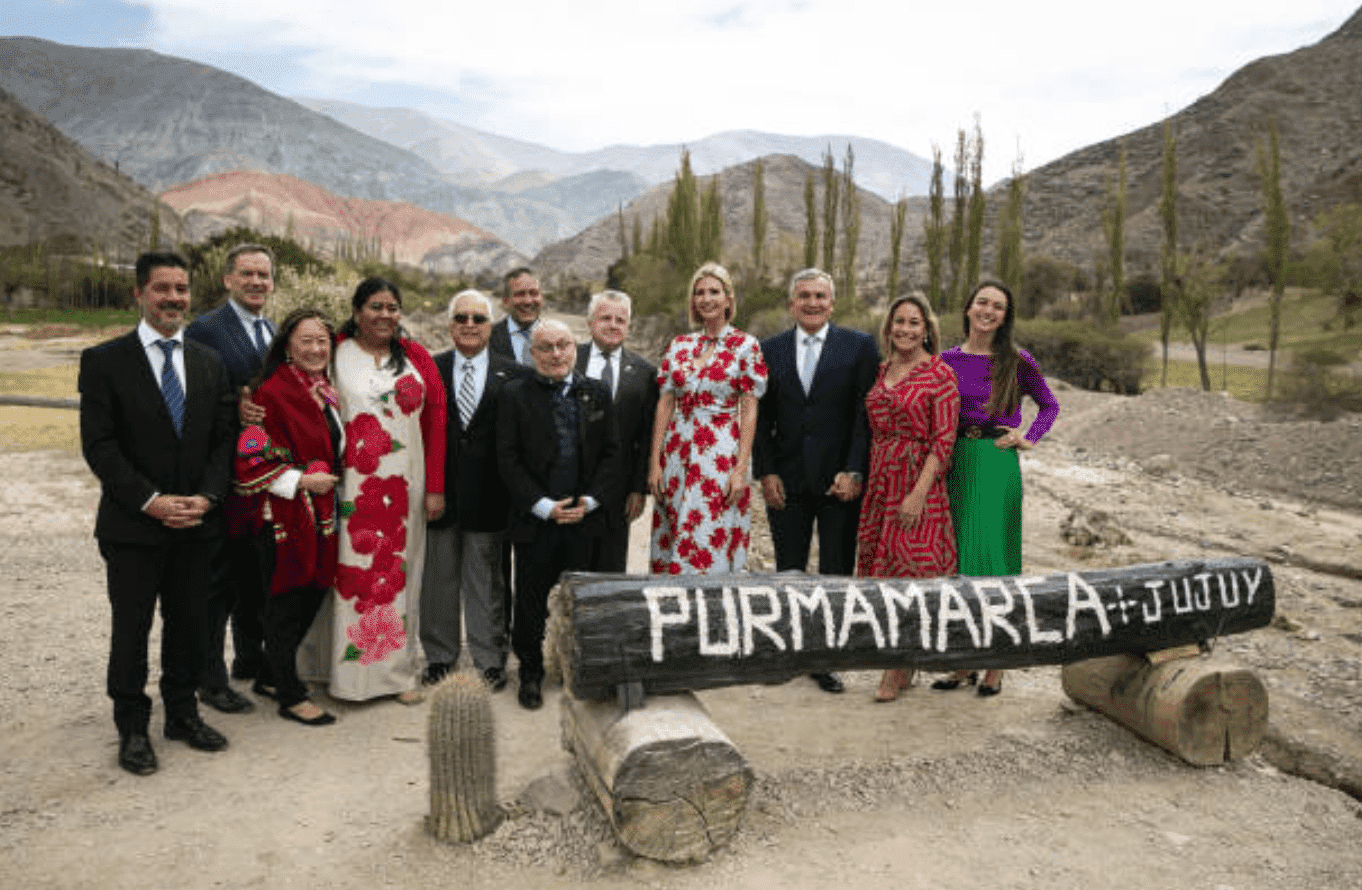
[299,338,430,700]
[649,327,767,575]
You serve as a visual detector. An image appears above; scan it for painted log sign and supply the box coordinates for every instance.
[555,558,1275,701]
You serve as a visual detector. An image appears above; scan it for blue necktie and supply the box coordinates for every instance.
[253,318,269,357]
[157,339,185,436]
[514,327,532,364]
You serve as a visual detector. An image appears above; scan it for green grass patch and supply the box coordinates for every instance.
[1144,358,1269,402]
[5,307,138,330]
[1131,288,1362,359]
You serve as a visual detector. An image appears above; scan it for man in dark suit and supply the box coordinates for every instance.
[755,268,880,694]
[488,267,543,365]
[79,250,236,775]
[497,320,621,710]
[183,243,277,714]
[574,290,658,573]
[420,289,523,692]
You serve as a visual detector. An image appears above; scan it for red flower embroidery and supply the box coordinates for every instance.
[355,544,405,613]
[237,425,268,456]
[346,603,406,665]
[353,475,409,531]
[345,413,391,474]
[709,527,728,551]
[689,548,714,572]
[693,425,717,451]
[657,533,672,552]
[671,370,687,389]
[393,374,423,415]
[683,509,703,532]
[346,510,408,556]
[715,454,733,474]
[685,463,702,488]
[678,537,694,558]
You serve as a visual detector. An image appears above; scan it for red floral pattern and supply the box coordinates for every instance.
[345,412,392,475]
[393,374,423,415]
[345,603,407,665]
[649,327,767,575]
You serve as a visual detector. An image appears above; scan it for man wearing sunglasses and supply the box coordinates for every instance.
[419,289,524,690]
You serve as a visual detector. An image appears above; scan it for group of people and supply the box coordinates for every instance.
[80,245,1056,778]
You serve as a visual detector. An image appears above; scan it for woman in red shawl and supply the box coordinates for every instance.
[234,308,342,726]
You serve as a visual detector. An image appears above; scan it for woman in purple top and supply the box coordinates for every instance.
[935,280,1059,697]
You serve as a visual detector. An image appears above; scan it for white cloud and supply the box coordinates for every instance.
[131,0,1354,182]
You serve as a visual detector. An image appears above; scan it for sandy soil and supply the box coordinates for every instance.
[2,328,1361,890]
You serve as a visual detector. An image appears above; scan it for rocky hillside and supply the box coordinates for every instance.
[990,6,1362,274]
[0,37,576,254]
[533,153,915,289]
[0,85,177,257]
[159,172,526,275]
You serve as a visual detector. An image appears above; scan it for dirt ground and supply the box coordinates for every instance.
[2,326,1361,890]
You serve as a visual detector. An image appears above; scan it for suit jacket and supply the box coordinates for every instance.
[575,343,659,501]
[79,328,235,545]
[496,374,623,544]
[429,350,525,533]
[184,301,273,396]
[754,323,880,496]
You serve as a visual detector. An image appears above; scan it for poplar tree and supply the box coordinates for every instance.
[751,159,767,280]
[965,116,986,292]
[1101,144,1128,329]
[889,196,908,303]
[995,149,1025,299]
[839,144,860,307]
[803,172,818,268]
[1158,121,1179,387]
[922,144,946,309]
[1257,117,1290,400]
[821,147,839,275]
[617,203,629,261]
[947,129,968,312]
[632,215,642,256]
[667,149,699,273]
[699,176,723,263]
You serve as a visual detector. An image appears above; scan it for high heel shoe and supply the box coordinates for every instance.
[930,671,978,691]
[874,669,915,702]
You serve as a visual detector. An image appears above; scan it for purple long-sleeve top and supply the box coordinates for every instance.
[940,346,1060,444]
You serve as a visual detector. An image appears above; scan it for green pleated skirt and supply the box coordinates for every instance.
[947,437,1023,576]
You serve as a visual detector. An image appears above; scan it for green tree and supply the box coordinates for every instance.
[1300,203,1362,329]
[965,116,986,292]
[803,172,818,268]
[947,128,968,312]
[1256,117,1290,399]
[617,203,629,261]
[1176,247,1221,390]
[751,158,768,281]
[995,149,1024,297]
[1101,144,1128,329]
[838,144,860,307]
[667,149,700,273]
[1158,121,1179,386]
[889,196,908,303]
[923,143,946,309]
[632,215,643,256]
[821,147,839,275]
[699,176,723,264]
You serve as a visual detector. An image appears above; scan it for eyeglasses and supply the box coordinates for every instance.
[452,313,490,325]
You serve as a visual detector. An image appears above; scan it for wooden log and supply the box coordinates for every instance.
[0,394,78,409]
[556,558,1275,701]
[1061,652,1269,765]
[559,691,752,863]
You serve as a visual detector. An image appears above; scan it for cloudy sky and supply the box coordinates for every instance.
[4,1,1354,184]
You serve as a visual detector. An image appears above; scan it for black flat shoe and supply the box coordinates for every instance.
[118,732,158,776]
[279,704,336,726]
[199,685,255,714]
[930,671,978,691]
[811,672,845,694]
[164,716,228,752]
[251,679,277,700]
[422,662,451,686]
[977,680,1003,697]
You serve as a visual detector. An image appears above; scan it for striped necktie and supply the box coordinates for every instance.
[457,361,476,428]
[157,339,185,436]
[599,351,615,398]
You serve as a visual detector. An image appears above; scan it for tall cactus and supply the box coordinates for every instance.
[427,673,500,842]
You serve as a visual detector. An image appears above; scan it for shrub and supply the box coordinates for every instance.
[1272,348,1362,420]
[1125,275,1163,315]
[1015,319,1149,394]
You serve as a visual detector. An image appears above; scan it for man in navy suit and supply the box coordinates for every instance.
[420,289,524,691]
[184,243,277,714]
[755,268,880,694]
[80,251,236,775]
[497,320,621,709]
[574,290,658,572]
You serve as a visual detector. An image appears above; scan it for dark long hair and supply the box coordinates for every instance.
[880,293,941,357]
[962,279,1021,417]
[255,308,337,388]
[340,276,408,373]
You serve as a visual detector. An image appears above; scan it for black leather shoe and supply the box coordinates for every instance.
[200,686,255,714]
[230,659,260,681]
[483,667,508,692]
[118,733,158,776]
[422,662,451,686]
[517,677,543,710]
[811,672,845,694]
[251,679,277,700]
[164,716,228,752]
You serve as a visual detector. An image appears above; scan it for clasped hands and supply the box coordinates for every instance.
[146,494,213,529]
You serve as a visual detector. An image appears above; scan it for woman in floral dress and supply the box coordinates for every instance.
[648,263,767,575]
[855,294,960,702]
[299,277,446,703]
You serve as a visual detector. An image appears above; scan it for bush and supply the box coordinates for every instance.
[1015,319,1149,394]
[1125,275,1163,315]
[1272,348,1362,420]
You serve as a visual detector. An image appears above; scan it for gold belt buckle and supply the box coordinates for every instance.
[965,425,983,439]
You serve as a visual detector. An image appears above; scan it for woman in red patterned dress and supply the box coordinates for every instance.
[855,293,960,702]
[647,262,768,575]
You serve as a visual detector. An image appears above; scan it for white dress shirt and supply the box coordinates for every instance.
[585,342,621,400]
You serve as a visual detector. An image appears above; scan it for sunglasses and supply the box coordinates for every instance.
[452,313,490,325]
